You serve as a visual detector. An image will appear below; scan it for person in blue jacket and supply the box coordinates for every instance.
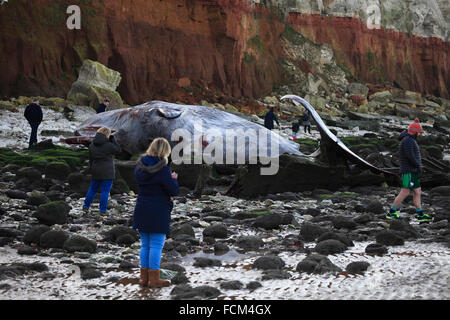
[132,137,179,287]
[24,98,43,148]
[264,107,280,130]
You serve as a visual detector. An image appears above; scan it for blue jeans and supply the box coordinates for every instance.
[83,179,113,213]
[139,232,166,270]
[29,122,40,147]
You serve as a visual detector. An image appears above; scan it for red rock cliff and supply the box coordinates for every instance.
[0,0,448,104]
[288,13,449,99]
[0,0,286,104]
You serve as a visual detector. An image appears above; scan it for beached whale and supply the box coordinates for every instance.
[64,100,304,166]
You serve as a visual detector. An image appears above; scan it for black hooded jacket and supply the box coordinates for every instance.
[88,133,122,180]
[398,130,422,174]
[24,103,43,123]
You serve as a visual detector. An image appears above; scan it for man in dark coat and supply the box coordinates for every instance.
[302,109,311,134]
[387,118,432,222]
[264,107,280,130]
[24,98,43,148]
[96,99,110,113]
[82,127,121,214]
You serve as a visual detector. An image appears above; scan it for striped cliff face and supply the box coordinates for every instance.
[0,0,447,103]
[283,0,449,99]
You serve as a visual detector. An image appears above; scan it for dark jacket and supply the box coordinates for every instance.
[132,155,179,235]
[24,103,43,123]
[88,133,122,180]
[398,130,422,174]
[302,110,311,126]
[264,110,280,130]
[96,103,107,113]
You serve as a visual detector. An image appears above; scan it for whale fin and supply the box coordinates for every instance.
[281,95,397,177]
[157,107,183,119]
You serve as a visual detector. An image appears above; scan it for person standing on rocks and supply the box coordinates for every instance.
[24,98,43,148]
[264,107,280,131]
[132,137,179,288]
[387,118,432,222]
[302,109,312,135]
[82,126,121,215]
[96,99,110,113]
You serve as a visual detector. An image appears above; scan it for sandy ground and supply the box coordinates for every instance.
[1,240,448,300]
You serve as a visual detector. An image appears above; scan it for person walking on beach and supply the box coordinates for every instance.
[96,99,110,113]
[132,138,179,288]
[83,126,121,215]
[386,118,432,222]
[24,98,43,148]
[302,109,311,134]
[264,107,280,130]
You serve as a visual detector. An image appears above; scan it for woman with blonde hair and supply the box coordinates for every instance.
[83,126,121,215]
[132,137,179,287]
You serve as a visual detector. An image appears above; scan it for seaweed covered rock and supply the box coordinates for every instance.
[67,59,123,109]
[33,201,71,226]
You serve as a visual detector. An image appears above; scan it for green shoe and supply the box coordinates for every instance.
[416,213,432,222]
[386,211,400,220]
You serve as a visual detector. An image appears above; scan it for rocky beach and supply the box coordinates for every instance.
[0,97,449,300]
[0,0,449,302]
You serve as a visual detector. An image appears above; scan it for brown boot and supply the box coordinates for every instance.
[139,268,149,287]
[147,269,171,288]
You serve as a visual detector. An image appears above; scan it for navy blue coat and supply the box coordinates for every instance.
[264,110,280,130]
[24,103,43,123]
[132,156,179,235]
[398,131,422,174]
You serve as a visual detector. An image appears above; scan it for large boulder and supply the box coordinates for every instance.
[23,225,51,245]
[226,154,387,198]
[235,236,264,251]
[171,223,196,238]
[102,226,139,244]
[252,213,282,230]
[63,235,97,253]
[375,230,404,246]
[347,83,369,97]
[202,224,228,239]
[296,254,342,275]
[15,167,42,183]
[300,222,328,242]
[114,161,138,193]
[44,162,72,180]
[67,59,123,109]
[67,172,91,194]
[39,230,70,249]
[252,255,285,270]
[33,201,71,226]
[314,239,347,255]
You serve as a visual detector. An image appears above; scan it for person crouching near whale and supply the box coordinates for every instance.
[82,126,121,215]
[132,137,179,287]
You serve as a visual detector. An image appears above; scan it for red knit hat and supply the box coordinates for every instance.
[408,118,423,134]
